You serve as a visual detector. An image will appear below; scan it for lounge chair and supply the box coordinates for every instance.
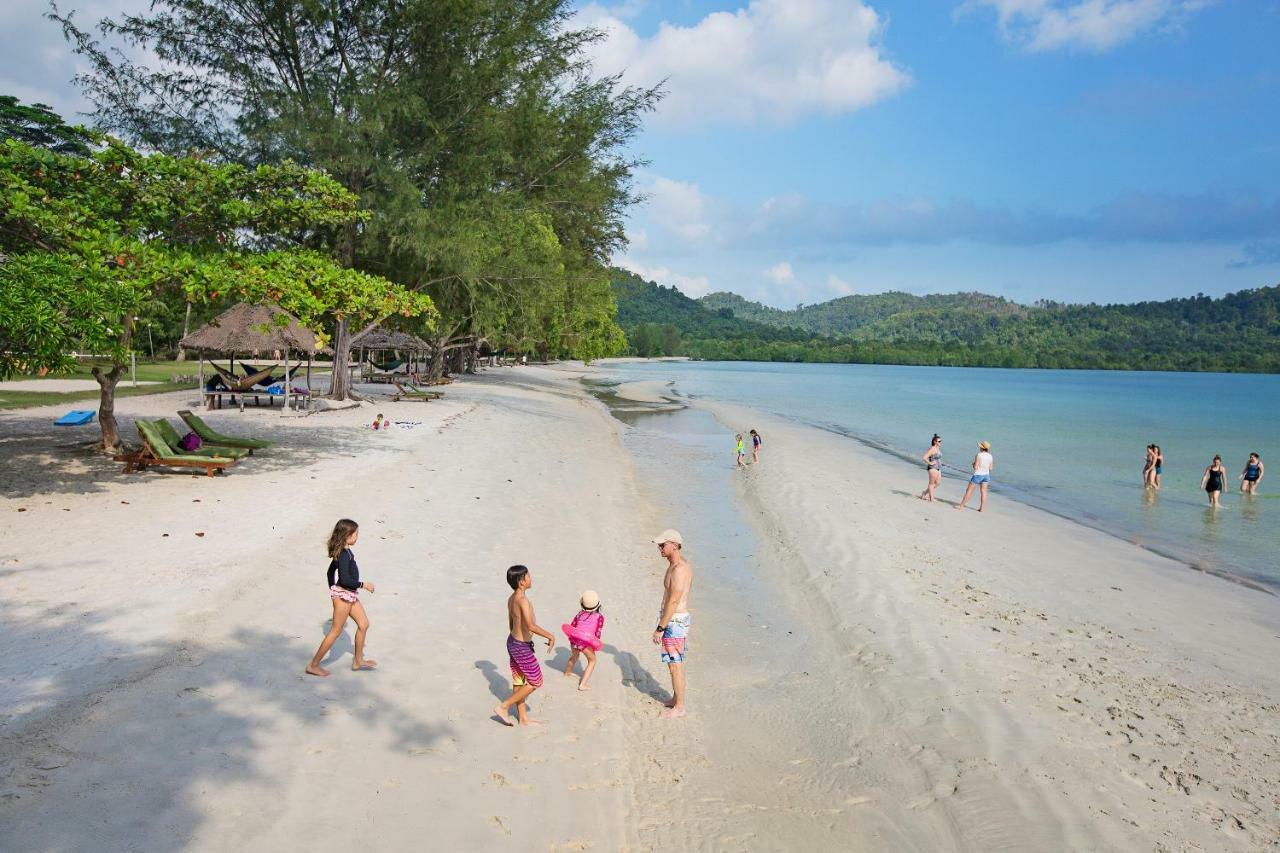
[401,379,444,399]
[150,419,251,460]
[210,363,277,392]
[391,380,441,402]
[178,410,273,451]
[114,420,239,476]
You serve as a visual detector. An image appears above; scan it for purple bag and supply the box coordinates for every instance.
[179,432,202,451]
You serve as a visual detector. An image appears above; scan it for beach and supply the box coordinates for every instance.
[2,365,1277,851]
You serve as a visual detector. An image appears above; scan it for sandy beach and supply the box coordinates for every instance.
[2,365,1277,851]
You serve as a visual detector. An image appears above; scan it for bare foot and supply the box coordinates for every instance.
[493,705,514,726]
[564,670,576,678]
[578,684,592,691]
[662,698,677,708]
[518,718,545,726]
[953,504,965,511]
[352,658,378,671]
[659,707,687,719]
[305,664,330,677]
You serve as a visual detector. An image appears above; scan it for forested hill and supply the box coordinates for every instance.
[700,290,1030,337]
[612,268,1280,372]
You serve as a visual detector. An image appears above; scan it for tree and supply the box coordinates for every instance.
[0,94,97,155]
[0,135,433,451]
[58,0,657,394]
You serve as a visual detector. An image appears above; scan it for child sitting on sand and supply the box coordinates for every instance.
[306,518,377,676]
[494,565,555,726]
[562,591,605,691]
[372,413,385,431]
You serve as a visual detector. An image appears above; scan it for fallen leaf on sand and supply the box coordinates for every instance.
[120,501,130,505]
[17,508,26,512]
[195,532,205,537]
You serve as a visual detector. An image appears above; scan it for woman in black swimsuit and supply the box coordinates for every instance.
[1240,452,1264,495]
[919,434,943,502]
[1201,455,1227,508]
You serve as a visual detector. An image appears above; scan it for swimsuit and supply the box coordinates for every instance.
[660,613,691,664]
[507,634,543,688]
[736,441,745,456]
[1245,463,1261,482]
[1206,468,1224,493]
[562,610,605,652]
[927,450,941,471]
[327,549,361,602]
[752,435,761,448]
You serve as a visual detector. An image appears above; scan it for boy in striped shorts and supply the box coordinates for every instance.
[494,564,556,726]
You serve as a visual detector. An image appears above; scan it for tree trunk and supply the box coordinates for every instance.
[175,302,192,362]
[93,364,124,454]
[329,315,353,400]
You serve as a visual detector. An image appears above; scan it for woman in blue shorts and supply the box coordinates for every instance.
[955,441,994,513]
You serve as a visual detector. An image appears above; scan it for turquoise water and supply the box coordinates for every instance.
[600,361,1280,592]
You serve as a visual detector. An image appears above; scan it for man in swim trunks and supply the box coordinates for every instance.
[494,564,555,726]
[651,529,694,719]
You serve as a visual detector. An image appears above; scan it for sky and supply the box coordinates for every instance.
[4,0,1279,307]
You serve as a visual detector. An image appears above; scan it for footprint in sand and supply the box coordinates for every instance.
[489,816,512,835]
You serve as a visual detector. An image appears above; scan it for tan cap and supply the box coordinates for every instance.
[580,590,600,610]
[651,529,683,545]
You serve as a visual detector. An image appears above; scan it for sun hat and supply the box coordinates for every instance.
[979,441,991,451]
[580,590,600,610]
[650,528,683,545]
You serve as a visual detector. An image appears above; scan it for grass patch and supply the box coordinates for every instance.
[0,382,192,412]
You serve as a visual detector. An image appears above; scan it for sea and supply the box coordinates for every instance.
[594,360,1280,593]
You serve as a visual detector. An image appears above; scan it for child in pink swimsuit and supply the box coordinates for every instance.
[562,591,605,691]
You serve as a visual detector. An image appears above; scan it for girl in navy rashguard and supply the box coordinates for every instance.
[306,518,378,676]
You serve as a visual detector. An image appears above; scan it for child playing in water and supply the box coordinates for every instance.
[562,591,605,691]
[735,433,746,467]
[494,565,555,726]
[306,518,377,676]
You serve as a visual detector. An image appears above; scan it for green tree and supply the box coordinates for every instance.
[58,0,657,394]
[0,94,98,155]
[0,136,432,451]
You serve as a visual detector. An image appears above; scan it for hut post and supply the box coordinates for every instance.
[198,352,205,408]
[283,350,291,412]
[306,355,312,398]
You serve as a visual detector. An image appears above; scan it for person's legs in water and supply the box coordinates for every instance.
[306,598,353,676]
[350,600,377,670]
[578,649,597,690]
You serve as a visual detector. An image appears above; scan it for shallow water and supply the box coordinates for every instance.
[596,362,1280,592]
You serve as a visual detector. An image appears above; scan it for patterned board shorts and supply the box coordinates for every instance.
[329,585,360,604]
[507,634,544,688]
[661,614,691,664]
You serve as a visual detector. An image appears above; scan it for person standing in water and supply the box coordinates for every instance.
[1201,455,1227,508]
[1240,452,1264,494]
[955,441,994,512]
[749,429,763,464]
[919,434,943,502]
[1143,444,1157,489]
[651,529,693,719]
[1153,445,1164,490]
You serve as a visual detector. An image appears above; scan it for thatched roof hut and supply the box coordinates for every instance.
[180,302,323,355]
[357,327,431,351]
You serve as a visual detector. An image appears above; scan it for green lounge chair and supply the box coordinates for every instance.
[403,379,445,399]
[150,419,251,460]
[178,410,273,452]
[114,421,239,476]
[390,379,442,402]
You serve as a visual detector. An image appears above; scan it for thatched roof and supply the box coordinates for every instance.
[356,327,431,351]
[179,302,324,355]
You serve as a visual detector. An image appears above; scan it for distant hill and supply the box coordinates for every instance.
[700,290,1031,339]
[611,269,1280,372]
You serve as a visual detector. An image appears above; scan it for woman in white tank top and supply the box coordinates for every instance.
[955,441,994,512]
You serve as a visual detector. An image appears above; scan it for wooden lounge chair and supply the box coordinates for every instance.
[391,380,441,402]
[210,363,277,392]
[402,379,444,399]
[178,410,273,451]
[114,421,239,476]
[150,419,251,460]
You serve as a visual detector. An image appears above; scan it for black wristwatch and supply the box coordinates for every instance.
[655,623,665,632]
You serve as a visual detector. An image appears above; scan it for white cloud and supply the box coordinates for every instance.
[619,259,713,298]
[958,0,1214,53]
[579,0,910,125]
[826,274,855,295]
[645,176,715,243]
[764,261,796,284]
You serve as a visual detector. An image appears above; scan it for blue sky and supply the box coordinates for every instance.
[578,0,1280,306]
[3,0,1278,307]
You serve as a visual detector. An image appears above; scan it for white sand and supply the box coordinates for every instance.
[612,380,679,404]
[2,366,1276,851]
